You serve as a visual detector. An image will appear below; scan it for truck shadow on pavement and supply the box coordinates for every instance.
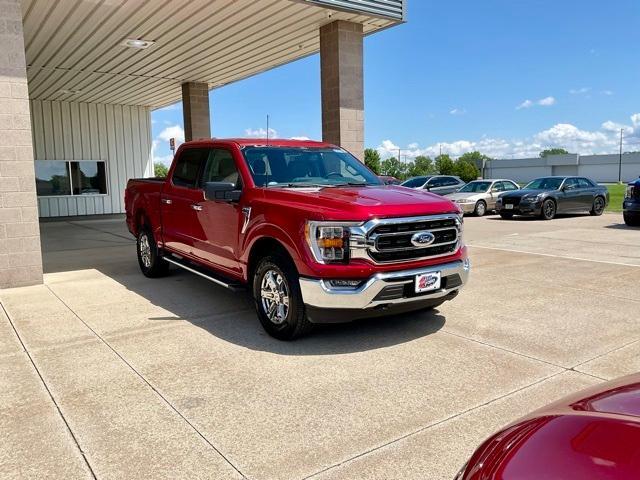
[141,268,447,355]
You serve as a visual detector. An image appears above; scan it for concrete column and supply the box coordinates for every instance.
[0,0,43,288]
[181,82,210,141]
[320,20,364,161]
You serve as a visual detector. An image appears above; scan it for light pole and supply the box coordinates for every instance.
[619,128,623,182]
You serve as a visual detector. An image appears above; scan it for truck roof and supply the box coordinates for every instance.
[186,138,336,149]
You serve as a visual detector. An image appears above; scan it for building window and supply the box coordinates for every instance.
[35,161,71,196]
[35,160,107,197]
[71,161,107,195]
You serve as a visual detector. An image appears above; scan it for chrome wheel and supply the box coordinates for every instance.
[260,269,290,325]
[139,234,152,268]
[475,201,486,216]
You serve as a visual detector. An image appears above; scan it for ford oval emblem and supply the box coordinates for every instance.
[411,231,435,247]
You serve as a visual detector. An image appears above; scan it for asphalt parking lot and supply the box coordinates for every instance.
[1,212,639,480]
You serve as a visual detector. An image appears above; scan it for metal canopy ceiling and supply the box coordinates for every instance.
[22,0,401,109]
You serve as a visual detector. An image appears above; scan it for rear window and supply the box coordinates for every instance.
[172,148,207,188]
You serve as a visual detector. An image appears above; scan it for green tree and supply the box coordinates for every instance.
[408,155,435,177]
[380,157,406,179]
[435,154,456,175]
[540,148,569,158]
[364,148,381,174]
[454,158,480,182]
[154,162,169,178]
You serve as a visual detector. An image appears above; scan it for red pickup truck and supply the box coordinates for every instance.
[125,139,469,339]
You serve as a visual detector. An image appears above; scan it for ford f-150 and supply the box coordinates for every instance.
[125,139,469,339]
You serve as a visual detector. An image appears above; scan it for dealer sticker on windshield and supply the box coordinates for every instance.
[415,272,441,293]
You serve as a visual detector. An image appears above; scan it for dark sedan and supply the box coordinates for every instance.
[496,176,609,220]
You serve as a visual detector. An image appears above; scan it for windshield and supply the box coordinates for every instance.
[459,181,492,193]
[241,147,381,187]
[401,177,430,188]
[524,177,564,190]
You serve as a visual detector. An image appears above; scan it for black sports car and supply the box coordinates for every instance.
[496,176,609,220]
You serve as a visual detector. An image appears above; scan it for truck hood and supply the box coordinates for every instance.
[260,185,460,220]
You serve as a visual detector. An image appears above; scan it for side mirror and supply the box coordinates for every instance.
[204,182,242,202]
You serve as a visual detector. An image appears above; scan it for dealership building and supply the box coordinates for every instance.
[0,0,405,288]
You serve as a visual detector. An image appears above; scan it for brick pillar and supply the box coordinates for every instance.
[182,82,210,141]
[320,20,364,161]
[0,0,43,288]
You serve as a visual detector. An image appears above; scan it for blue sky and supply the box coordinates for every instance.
[152,0,640,164]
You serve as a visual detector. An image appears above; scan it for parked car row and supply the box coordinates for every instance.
[401,174,611,221]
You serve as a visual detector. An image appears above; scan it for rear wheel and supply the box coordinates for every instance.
[137,227,170,278]
[253,254,311,340]
[474,200,487,217]
[499,211,514,219]
[541,199,556,220]
[590,196,606,216]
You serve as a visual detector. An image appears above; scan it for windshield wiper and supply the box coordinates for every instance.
[333,182,370,187]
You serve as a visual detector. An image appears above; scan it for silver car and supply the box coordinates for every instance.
[400,175,466,196]
[446,179,520,216]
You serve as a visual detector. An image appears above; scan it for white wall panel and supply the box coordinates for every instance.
[30,99,152,218]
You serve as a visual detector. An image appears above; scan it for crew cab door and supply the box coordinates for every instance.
[161,147,209,256]
[191,147,243,277]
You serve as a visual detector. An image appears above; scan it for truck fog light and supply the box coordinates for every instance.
[327,279,362,289]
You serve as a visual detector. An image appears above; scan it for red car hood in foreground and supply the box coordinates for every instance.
[462,374,640,480]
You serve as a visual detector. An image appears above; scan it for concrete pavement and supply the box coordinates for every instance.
[1,213,638,479]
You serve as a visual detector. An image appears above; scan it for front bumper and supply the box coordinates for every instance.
[497,201,542,216]
[455,202,477,214]
[299,259,470,323]
[623,199,640,214]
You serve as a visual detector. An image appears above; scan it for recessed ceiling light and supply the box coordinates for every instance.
[122,38,155,49]
[59,89,82,95]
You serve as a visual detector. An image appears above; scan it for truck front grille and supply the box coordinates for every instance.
[349,215,462,264]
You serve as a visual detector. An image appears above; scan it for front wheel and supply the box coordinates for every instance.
[624,212,640,227]
[253,254,311,340]
[541,199,556,220]
[137,227,170,278]
[474,200,487,217]
[590,196,606,216]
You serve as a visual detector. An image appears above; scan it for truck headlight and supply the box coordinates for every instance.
[306,221,359,264]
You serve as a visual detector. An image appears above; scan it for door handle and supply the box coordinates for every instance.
[161,198,172,205]
[190,204,203,211]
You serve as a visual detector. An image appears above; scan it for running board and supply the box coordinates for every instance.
[162,256,244,292]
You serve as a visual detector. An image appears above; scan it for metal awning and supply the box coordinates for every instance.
[23,0,403,108]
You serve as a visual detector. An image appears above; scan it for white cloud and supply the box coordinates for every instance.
[516,99,534,110]
[157,125,185,143]
[290,136,311,141]
[375,113,640,160]
[601,90,614,96]
[449,108,466,115]
[569,87,591,95]
[245,127,278,138]
[516,96,556,109]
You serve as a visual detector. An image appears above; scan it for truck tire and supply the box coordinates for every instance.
[137,227,170,278]
[253,253,312,340]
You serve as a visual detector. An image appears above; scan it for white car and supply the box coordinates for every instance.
[446,179,519,216]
